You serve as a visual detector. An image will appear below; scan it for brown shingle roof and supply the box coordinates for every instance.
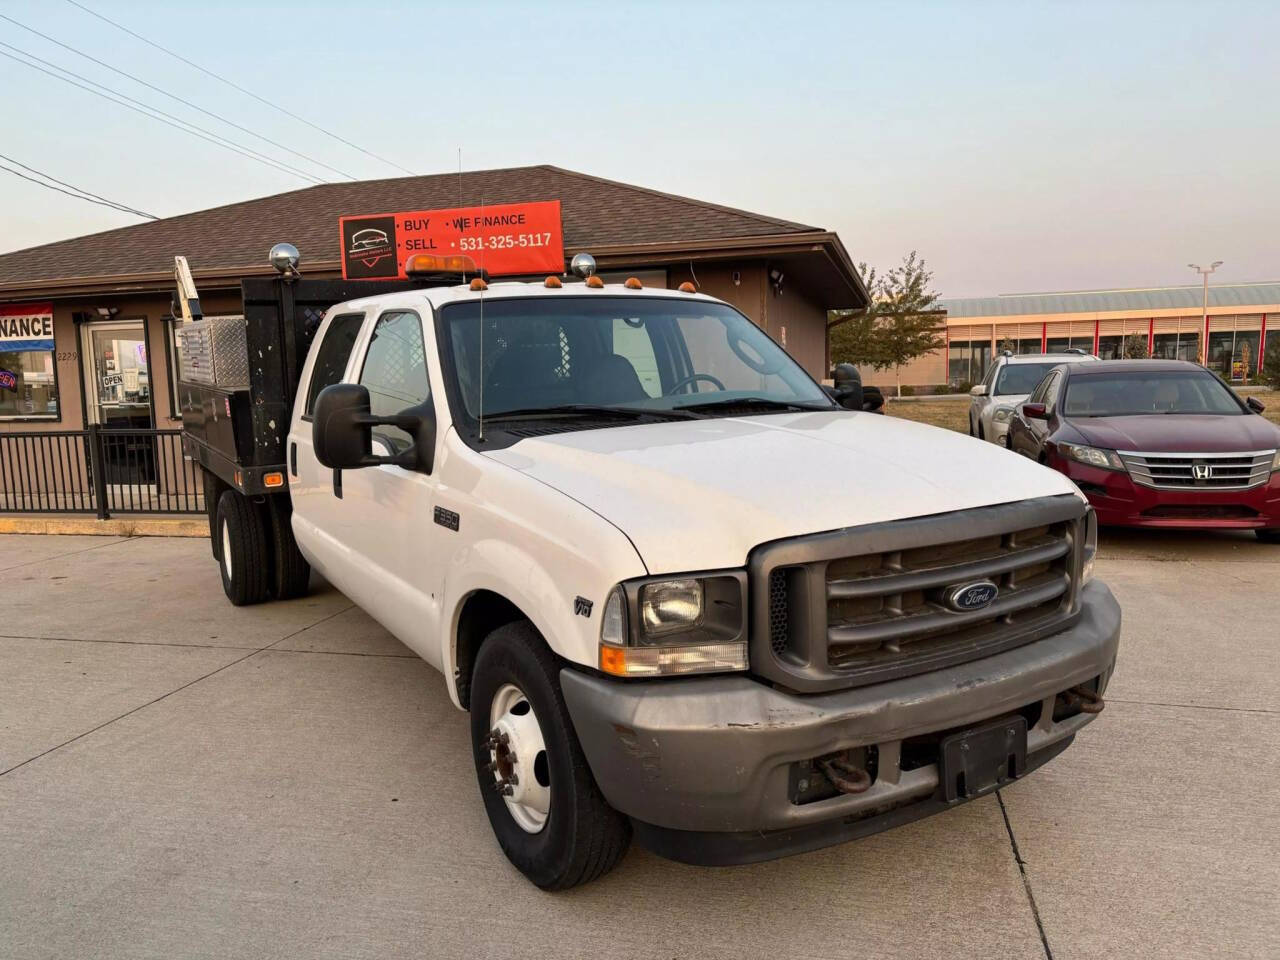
[0,164,820,286]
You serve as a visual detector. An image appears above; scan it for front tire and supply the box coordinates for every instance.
[1257,528,1280,544]
[215,490,271,606]
[470,621,630,889]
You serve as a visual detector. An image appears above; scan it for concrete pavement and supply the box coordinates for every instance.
[1,531,1277,959]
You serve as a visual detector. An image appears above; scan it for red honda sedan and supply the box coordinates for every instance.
[1007,359,1280,541]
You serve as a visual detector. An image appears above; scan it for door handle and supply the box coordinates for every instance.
[290,441,297,477]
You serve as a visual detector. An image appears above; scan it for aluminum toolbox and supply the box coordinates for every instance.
[176,316,249,388]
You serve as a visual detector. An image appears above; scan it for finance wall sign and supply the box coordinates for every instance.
[339,200,563,280]
[0,302,55,351]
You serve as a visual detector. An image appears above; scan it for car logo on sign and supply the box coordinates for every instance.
[945,580,999,612]
[1192,463,1213,481]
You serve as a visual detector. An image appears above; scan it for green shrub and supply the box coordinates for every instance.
[1263,340,1280,389]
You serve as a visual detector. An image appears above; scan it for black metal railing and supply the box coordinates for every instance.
[0,427,204,518]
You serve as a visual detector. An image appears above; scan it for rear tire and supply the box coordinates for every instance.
[264,496,311,600]
[470,621,631,889]
[202,468,223,561]
[1257,528,1280,544]
[215,490,271,606]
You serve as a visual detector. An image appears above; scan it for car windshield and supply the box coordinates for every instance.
[441,296,832,420]
[1063,371,1244,417]
[995,362,1060,396]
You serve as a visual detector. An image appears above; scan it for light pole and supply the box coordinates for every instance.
[1187,261,1223,366]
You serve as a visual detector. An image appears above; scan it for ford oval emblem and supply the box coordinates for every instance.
[945,580,999,612]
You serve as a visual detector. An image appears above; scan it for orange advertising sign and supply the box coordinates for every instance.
[339,200,563,280]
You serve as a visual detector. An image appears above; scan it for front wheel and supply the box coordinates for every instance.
[1257,528,1280,544]
[470,621,630,889]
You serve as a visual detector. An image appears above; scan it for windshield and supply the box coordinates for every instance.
[1063,371,1244,417]
[995,363,1059,396]
[441,296,831,420]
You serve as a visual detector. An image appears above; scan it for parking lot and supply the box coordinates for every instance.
[1,530,1277,960]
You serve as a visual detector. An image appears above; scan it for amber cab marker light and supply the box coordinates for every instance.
[470,278,488,291]
[263,472,284,488]
[599,645,628,676]
[404,253,480,276]
[624,276,643,289]
[586,276,605,288]
[544,276,562,288]
[678,281,697,293]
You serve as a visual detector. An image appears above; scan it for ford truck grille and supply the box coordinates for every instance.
[1118,449,1275,491]
[750,496,1086,694]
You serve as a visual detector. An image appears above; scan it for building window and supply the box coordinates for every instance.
[947,340,991,387]
[1151,333,1200,362]
[0,304,59,420]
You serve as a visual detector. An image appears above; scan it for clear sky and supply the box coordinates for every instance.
[0,0,1276,297]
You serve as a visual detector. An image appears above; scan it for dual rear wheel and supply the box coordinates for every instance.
[213,486,310,606]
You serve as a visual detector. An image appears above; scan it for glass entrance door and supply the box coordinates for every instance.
[82,321,156,486]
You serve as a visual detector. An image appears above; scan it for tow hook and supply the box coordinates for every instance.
[1064,684,1105,715]
[816,756,873,795]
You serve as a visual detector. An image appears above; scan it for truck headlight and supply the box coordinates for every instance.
[1059,442,1124,471]
[992,406,1014,423]
[640,579,702,636]
[598,574,748,677]
[1081,508,1099,584]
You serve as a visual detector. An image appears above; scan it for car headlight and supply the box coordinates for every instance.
[1273,449,1280,472]
[1059,441,1124,470]
[992,406,1014,423]
[1081,508,1098,584]
[598,574,748,677]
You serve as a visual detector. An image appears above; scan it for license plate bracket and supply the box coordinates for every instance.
[939,715,1028,803]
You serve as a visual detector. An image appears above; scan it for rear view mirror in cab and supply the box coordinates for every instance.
[1022,402,1049,421]
[831,363,864,411]
[312,383,436,474]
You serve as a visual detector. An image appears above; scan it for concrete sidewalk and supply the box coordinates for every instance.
[1,531,1277,959]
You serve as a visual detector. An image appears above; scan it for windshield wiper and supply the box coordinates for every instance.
[483,404,700,422]
[674,396,833,414]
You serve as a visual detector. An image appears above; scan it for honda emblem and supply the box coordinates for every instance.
[1192,463,1212,481]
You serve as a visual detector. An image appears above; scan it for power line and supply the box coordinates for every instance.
[0,151,157,219]
[0,11,355,182]
[0,159,157,219]
[0,43,325,185]
[62,0,416,176]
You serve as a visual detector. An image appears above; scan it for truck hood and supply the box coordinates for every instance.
[1064,414,1280,453]
[485,411,1080,573]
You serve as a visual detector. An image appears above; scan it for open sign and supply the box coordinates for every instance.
[0,369,16,390]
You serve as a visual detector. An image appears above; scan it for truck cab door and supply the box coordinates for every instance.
[289,309,368,575]
[295,307,447,668]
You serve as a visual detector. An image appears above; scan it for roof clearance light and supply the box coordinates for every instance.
[586,276,605,289]
[624,277,642,289]
[544,276,562,288]
[404,253,479,277]
[470,277,488,291]
[678,281,697,293]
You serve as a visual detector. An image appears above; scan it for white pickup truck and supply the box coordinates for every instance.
[179,249,1120,889]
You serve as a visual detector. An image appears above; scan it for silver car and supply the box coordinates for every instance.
[969,351,1098,446]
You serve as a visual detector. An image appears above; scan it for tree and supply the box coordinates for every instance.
[829,251,945,398]
[1263,338,1280,390]
[1122,332,1149,359]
